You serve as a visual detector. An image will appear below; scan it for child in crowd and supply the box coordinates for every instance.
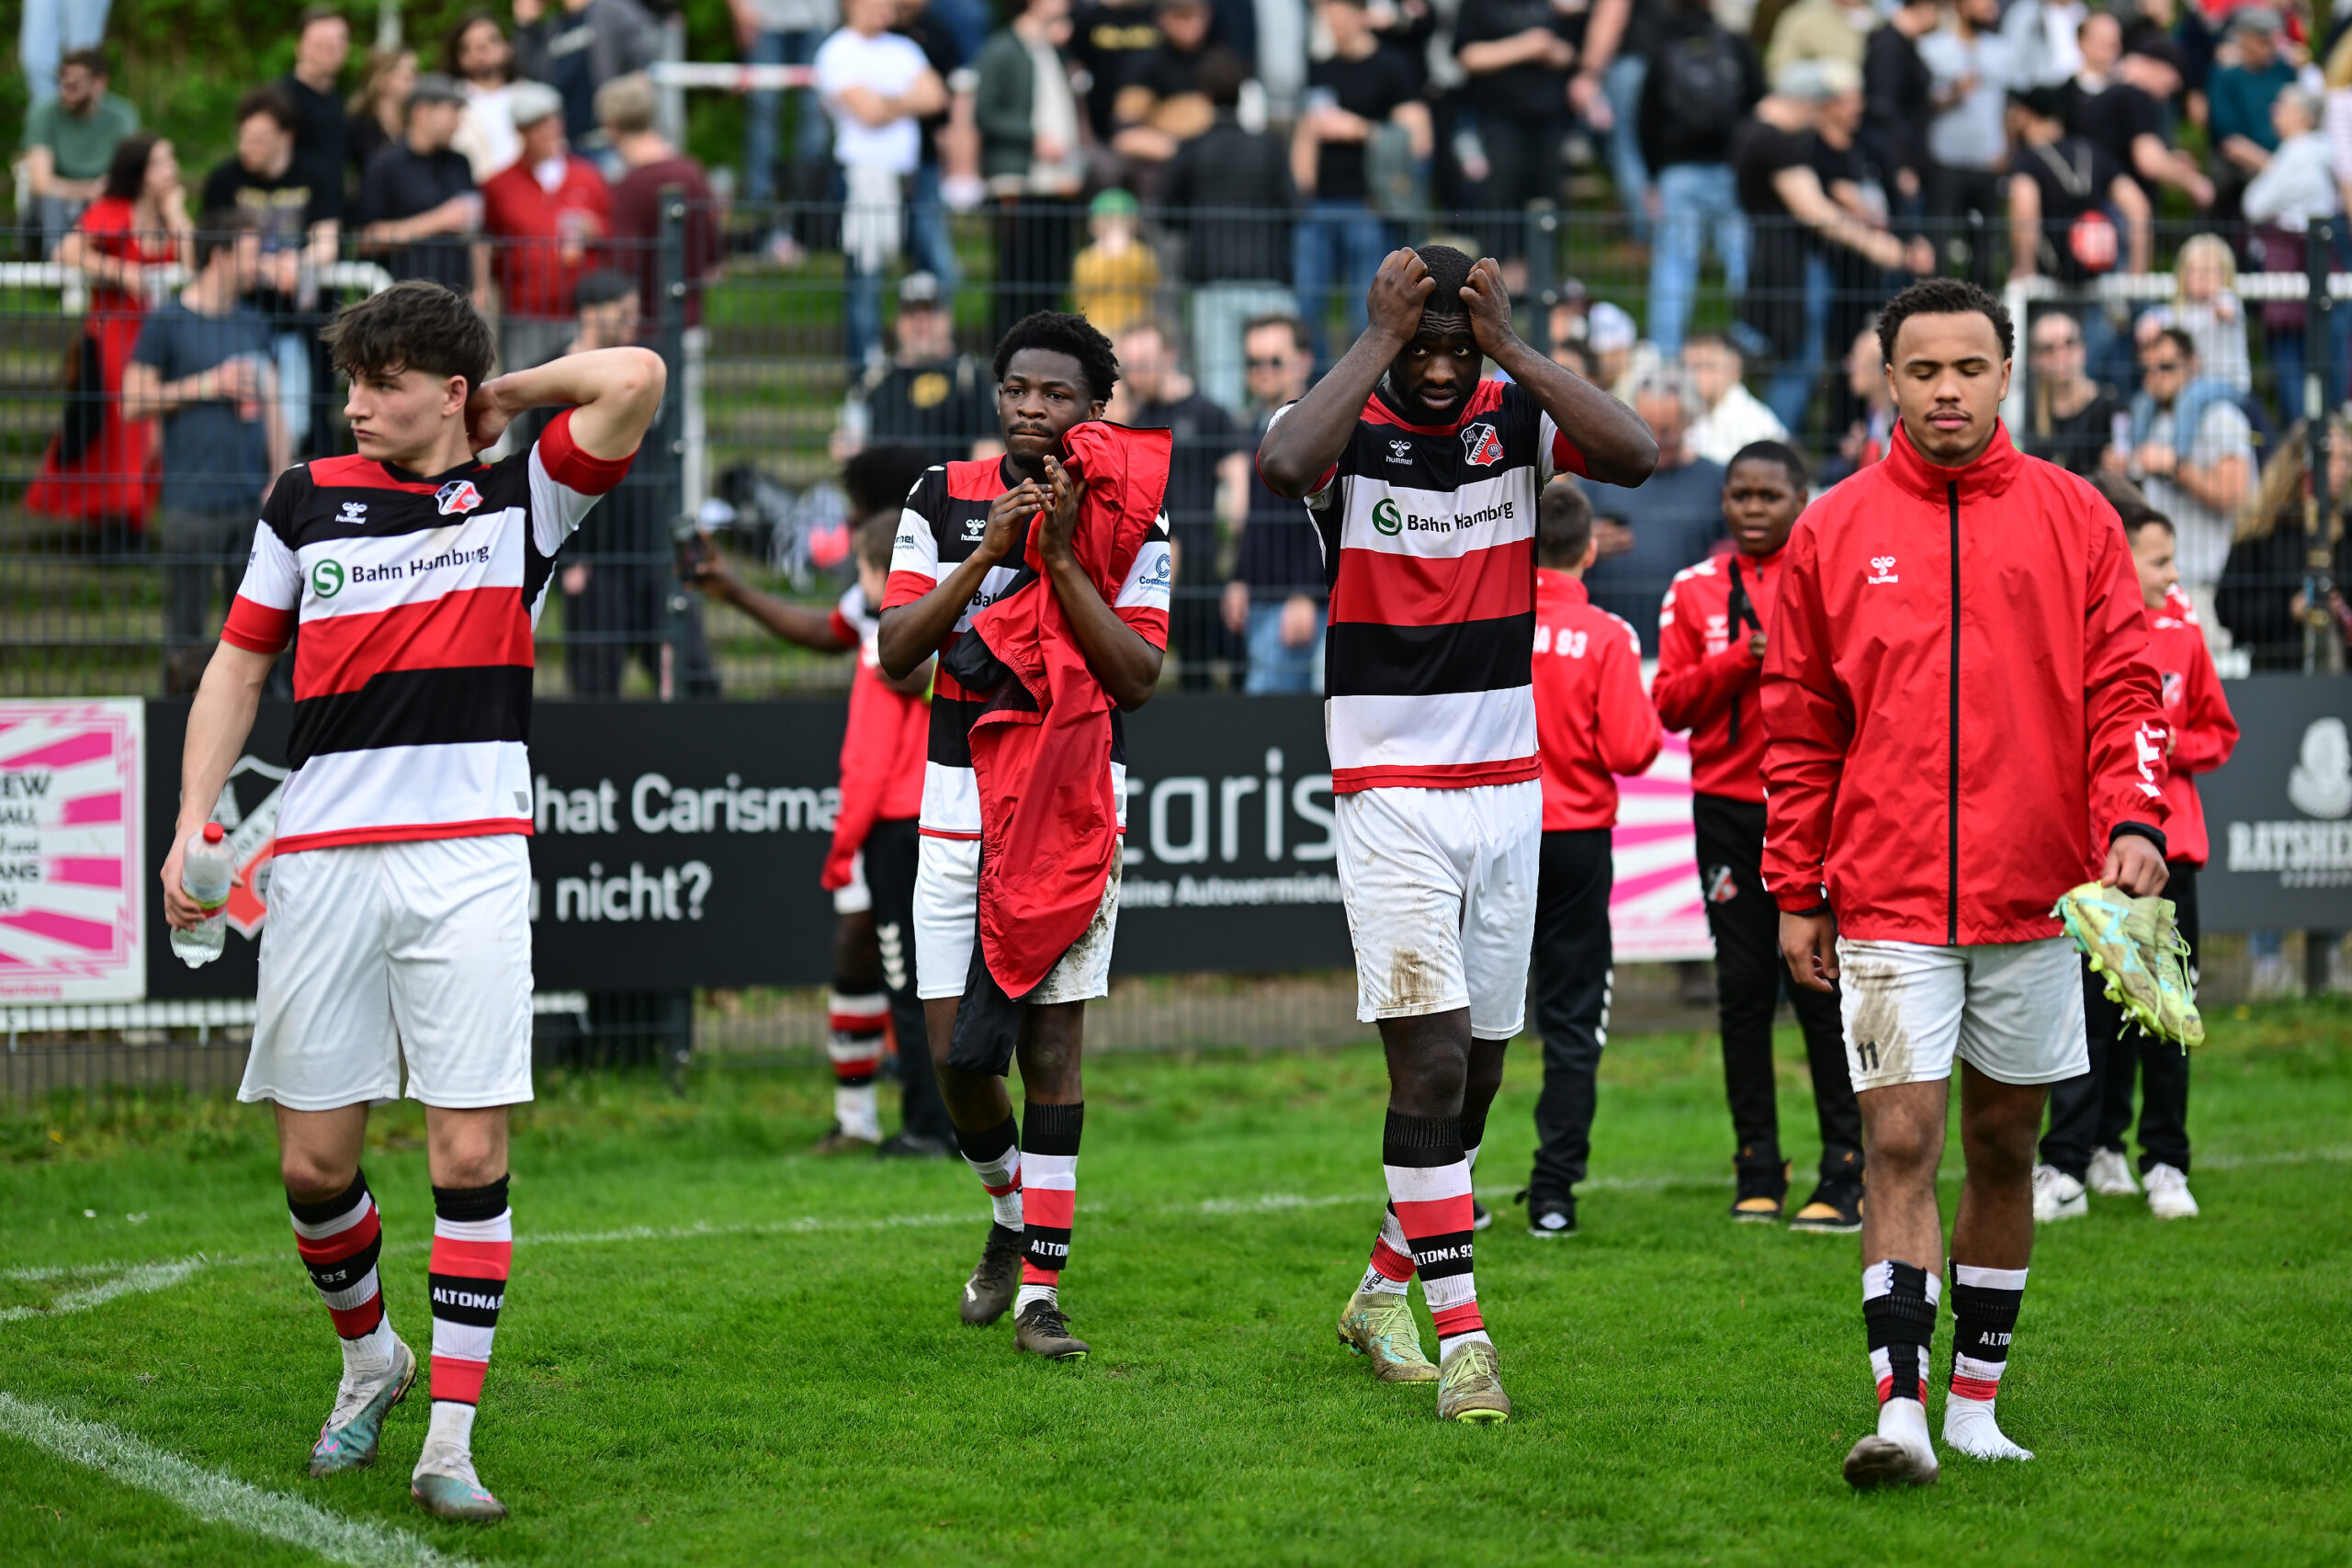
[2139,234,2251,393]
[1070,188,1160,336]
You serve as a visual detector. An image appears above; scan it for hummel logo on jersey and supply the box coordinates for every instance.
[337,501,368,525]
[1867,555,1899,584]
[435,479,484,515]
[1387,438,1415,463]
[1462,422,1504,468]
[962,514,988,542]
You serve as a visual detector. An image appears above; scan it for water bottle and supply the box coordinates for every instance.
[173,823,233,967]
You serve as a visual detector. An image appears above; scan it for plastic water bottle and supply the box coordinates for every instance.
[173,823,233,967]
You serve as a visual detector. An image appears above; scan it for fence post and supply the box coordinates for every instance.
[657,186,688,704]
[1526,202,1558,359]
[2302,219,2343,996]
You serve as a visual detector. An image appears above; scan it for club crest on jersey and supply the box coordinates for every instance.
[435,479,484,515]
[1703,864,1738,905]
[2162,670,2184,705]
[1462,422,1504,468]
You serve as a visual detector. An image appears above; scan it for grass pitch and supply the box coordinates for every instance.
[3,1001,2347,1567]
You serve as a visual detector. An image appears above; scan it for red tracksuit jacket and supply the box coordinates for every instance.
[1653,545,1789,802]
[2146,592,2239,867]
[1534,570,1662,829]
[821,584,930,891]
[1760,422,2169,944]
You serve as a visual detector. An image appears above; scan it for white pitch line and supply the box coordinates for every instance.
[0,1390,478,1568]
[0,1259,205,1325]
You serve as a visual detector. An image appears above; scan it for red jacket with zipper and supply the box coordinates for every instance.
[1760,422,2169,944]
[1653,544,1789,802]
[2146,592,2238,867]
[1534,570,1663,829]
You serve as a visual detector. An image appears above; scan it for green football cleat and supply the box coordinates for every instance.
[1435,1339,1511,1423]
[2138,895,2205,1046]
[2054,882,2199,1046]
[308,1337,416,1478]
[1336,1290,1438,1382]
[412,1445,508,1522]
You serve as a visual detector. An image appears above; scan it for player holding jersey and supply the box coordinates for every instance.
[1258,245,1657,1421]
[159,281,662,1521]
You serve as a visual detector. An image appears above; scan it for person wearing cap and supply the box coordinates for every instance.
[481,79,613,377]
[846,272,1001,463]
[2209,7,2297,222]
[1581,299,1655,402]
[354,72,488,305]
[1071,187,1163,335]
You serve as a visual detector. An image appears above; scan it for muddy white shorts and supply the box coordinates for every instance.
[1836,935,2089,1091]
[911,834,1121,1004]
[1335,780,1541,1038]
[240,835,535,1111]
[832,850,871,915]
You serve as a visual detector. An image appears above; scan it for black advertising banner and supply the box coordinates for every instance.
[146,695,1347,996]
[2196,678,2352,931]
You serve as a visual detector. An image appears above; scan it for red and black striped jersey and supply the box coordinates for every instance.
[1285,378,1586,794]
[882,454,1171,839]
[219,409,632,852]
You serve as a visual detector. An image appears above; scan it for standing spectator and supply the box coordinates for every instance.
[977,0,1086,339]
[1570,0,1658,251]
[201,88,342,459]
[355,74,488,303]
[1068,0,1166,149]
[2007,85,2152,284]
[1999,0,2086,89]
[346,48,420,178]
[1109,0,1222,173]
[1290,0,1429,361]
[1636,0,1764,356]
[2327,28,2352,220]
[894,0,967,300]
[2244,86,2346,421]
[2209,7,2295,224]
[1163,51,1300,414]
[1112,318,1248,684]
[1453,0,1575,277]
[846,271,1000,462]
[1918,0,2016,284]
[1222,313,1326,693]
[819,0,949,367]
[21,48,139,255]
[1682,333,1787,464]
[1578,371,1724,651]
[481,80,613,376]
[2136,235,2251,395]
[1763,0,1871,77]
[602,72,723,507]
[1822,320,1893,482]
[26,133,187,543]
[2115,327,2255,628]
[735,0,841,235]
[514,0,662,157]
[121,212,287,694]
[448,11,526,184]
[2018,310,2122,477]
[19,0,111,107]
[1861,0,1937,220]
[2219,415,2352,670]
[280,6,353,206]
[1070,186,1162,334]
[2068,11,2213,210]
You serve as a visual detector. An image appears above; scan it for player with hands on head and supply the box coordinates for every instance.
[1758,277,2168,1491]
[160,279,662,1523]
[1260,245,1656,1422]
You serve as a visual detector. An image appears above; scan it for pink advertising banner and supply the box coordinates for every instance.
[1611,728,1714,964]
[0,699,146,1002]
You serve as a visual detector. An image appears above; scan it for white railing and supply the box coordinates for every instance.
[0,259,397,316]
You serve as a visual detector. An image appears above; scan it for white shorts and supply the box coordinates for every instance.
[832,850,870,916]
[1837,936,2089,1091]
[911,834,1121,1004]
[1335,780,1541,1039]
[240,836,536,1111]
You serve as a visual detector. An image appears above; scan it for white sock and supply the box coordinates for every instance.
[1440,1329,1492,1358]
[342,1314,397,1382]
[1876,1396,1938,1471]
[1944,1394,2035,1461]
[834,1081,881,1141]
[424,1400,476,1456]
[1014,1281,1057,1313]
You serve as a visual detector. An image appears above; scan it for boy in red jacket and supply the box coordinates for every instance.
[2036,509,2237,1224]
[1762,279,2168,1490]
[1521,480,1662,1235]
[1655,441,1863,1231]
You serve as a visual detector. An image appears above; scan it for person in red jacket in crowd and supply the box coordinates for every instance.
[1521,479,1662,1237]
[1762,277,2170,1491]
[688,445,956,1157]
[1655,440,1864,1233]
[2036,505,2237,1225]
[479,81,611,378]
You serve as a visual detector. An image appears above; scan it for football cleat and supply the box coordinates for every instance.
[1336,1290,1439,1382]
[960,1224,1023,1325]
[2031,1164,2086,1223]
[308,1336,416,1477]
[412,1444,507,1522]
[2053,883,2202,1046]
[1013,1299,1090,1359]
[1843,1433,1939,1489]
[1435,1340,1510,1423]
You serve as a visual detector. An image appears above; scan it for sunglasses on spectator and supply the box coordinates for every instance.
[1245,355,1287,369]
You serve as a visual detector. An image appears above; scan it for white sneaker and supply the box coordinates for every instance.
[2086,1148,2140,1198]
[2143,1162,2199,1219]
[2031,1164,2086,1223]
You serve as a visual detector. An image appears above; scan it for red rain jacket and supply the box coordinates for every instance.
[821,640,929,890]
[1533,570,1662,829]
[1653,544,1791,803]
[965,423,1171,995]
[2146,592,2239,867]
[1760,422,2169,944]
